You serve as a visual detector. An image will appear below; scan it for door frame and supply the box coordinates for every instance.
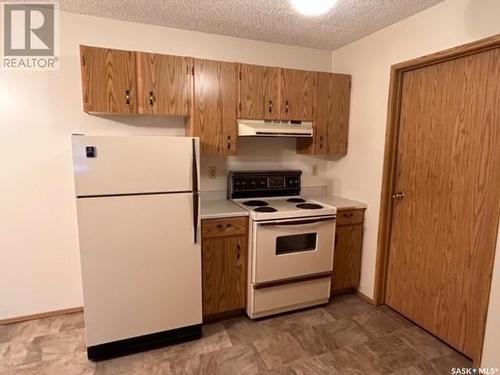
[374,33,500,306]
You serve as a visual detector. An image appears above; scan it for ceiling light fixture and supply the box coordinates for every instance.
[290,0,337,16]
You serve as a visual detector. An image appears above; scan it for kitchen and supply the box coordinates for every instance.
[1,0,500,374]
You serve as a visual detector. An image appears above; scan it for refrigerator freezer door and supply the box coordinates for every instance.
[72,136,198,197]
[76,192,202,346]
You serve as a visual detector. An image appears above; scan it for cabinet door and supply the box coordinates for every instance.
[328,74,351,156]
[312,72,330,154]
[280,68,316,120]
[238,64,280,120]
[297,71,329,154]
[193,59,238,155]
[331,224,363,293]
[80,45,137,114]
[137,53,192,116]
[202,236,247,316]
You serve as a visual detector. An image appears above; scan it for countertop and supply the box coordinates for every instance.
[305,195,367,211]
[201,195,366,220]
[201,199,249,220]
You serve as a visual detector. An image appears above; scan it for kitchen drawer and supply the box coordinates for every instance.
[202,217,247,239]
[336,209,365,226]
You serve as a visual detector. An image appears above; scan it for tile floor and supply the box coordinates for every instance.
[0,295,472,374]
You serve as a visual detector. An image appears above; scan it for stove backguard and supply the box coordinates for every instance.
[228,170,302,199]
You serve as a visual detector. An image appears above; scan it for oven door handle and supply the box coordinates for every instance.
[257,216,336,227]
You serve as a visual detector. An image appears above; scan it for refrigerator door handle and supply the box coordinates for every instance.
[192,139,199,193]
[192,139,199,243]
[193,192,199,243]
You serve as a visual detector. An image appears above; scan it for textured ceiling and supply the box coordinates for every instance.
[59,0,444,50]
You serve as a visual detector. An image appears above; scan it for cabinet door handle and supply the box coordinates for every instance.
[269,100,273,113]
[236,243,241,259]
[227,136,232,150]
[320,136,324,149]
[125,90,131,105]
[149,91,155,106]
[285,100,289,113]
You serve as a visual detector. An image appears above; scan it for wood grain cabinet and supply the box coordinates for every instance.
[280,68,317,121]
[191,59,238,155]
[80,45,138,114]
[201,217,248,318]
[79,45,352,158]
[331,208,364,294]
[238,64,280,120]
[298,72,351,156]
[136,52,192,116]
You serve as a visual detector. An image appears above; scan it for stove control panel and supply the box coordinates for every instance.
[228,170,301,199]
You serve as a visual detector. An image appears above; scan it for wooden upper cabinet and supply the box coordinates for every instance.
[328,74,351,156]
[193,59,238,155]
[297,72,351,156]
[136,53,192,116]
[80,45,137,114]
[238,64,280,120]
[280,68,317,121]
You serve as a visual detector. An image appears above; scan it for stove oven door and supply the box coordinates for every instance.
[252,215,336,284]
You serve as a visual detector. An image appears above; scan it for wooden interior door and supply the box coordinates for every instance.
[386,48,500,360]
[202,236,247,316]
[238,64,280,120]
[136,53,191,116]
[80,45,137,114]
[193,59,238,155]
[280,68,316,121]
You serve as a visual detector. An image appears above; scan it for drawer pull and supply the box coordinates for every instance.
[216,224,232,230]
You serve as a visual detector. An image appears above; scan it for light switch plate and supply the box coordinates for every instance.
[209,166,217,179]
[312,164,318,176]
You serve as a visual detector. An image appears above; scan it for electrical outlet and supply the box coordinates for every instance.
[312,164,319,176]
[208,166,217,179]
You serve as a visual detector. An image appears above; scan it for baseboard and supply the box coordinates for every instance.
[0,306,84,325]
[357,290,378,305]
[331,287,356,296]
[203,309,244,323]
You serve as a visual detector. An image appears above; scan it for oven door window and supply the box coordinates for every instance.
[276,233,317,255]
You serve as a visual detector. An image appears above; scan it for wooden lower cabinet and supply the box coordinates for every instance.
[331,209,365,294]
[201,217,248,318]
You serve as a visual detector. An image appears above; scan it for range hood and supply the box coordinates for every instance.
[238,119,313,137]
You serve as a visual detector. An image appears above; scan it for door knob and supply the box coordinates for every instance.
[392,192,405,200]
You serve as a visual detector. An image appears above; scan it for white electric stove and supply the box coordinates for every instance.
[229,170,336,319]
[232,196,336,221]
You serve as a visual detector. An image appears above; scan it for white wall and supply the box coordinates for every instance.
[0,11,331,320]
[327,0,500,366]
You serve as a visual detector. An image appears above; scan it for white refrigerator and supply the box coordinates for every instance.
[72,135,202,360]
